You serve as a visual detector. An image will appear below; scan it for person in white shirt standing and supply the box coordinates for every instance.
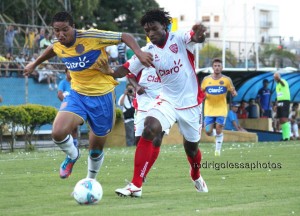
[103,9,208,197]
[118,83,136,147]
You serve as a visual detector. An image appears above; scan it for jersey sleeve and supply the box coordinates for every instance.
[124,45,152,76]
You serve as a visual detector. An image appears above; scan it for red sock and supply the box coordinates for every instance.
[132,137,153,187]
[144,145,160,178]
[187,149,202,181]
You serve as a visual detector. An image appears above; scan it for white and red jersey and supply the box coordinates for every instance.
[124,31,204,109]
[127,67,162,112]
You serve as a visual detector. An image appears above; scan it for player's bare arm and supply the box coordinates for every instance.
[96,58,114,75]
[128,76,147,95]
[191,23,207,43]
[121,33,153,67]
[109,66,130,79]
[231,89,238,97]
[23,45,56,76]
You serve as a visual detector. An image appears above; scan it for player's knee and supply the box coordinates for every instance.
[89,149,103,158]
[205,125,213,136]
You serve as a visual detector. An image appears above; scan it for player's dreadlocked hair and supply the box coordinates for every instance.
[140,9,172,31]
[51,11,74,26]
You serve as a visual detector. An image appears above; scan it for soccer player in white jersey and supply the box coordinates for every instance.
[127,67,166,181]
[102,9,208,197]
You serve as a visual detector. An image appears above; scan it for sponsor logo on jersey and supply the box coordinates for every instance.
[158,59,182,77]
[169,43,178,53]
[147,75,161,83]
[61,50,101,71]
[206,86,227,95]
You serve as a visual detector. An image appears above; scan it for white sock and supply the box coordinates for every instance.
[215,133,224,151]
[53,135,78,160]
[212,129,217,136]
[87,151,104,179]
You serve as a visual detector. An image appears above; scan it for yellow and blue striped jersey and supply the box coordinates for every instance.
[53,29,121,96]
[201,75,235,117]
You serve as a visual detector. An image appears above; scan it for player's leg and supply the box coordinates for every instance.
[86,132,106,179]
[278,101,290,141]
[115,102,175,197]
[214,117,226,156]
[85,92,115,179]
[71,127,79,147]
[143,131,165,179]
[52,111,83,178]
[136,110,165,179]
[204,116,215,136]
[178,104,208,192]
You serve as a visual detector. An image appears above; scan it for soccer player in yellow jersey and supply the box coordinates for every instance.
[201,58,237,156]
[24,11,152,180]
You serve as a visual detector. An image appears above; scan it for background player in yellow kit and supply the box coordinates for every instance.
[201,58,237,156]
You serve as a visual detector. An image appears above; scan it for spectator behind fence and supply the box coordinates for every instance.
[246,98,259,118]
[36,63,58,90]
[118,83,136,147]
[256,79,272,118]
[237,100,248,119]
[39,33,52,55]
[15,52,26,77]
[117,42,127,64]
[4,25,20,54]
[35,28,46,53]
[224,102,247,132]
[24,27,38,56]
[106,45,119,67]
[2,53,18,77]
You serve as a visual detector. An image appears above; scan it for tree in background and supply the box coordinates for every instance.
[199,43,237,68]
[0,0,158,33]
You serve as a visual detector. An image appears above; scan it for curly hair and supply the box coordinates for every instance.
[51,11,74,26]
[140,9,172,31]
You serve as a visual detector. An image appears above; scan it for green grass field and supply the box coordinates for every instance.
[0,141,299,216]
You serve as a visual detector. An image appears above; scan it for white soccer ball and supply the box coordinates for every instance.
[73,178,103,205]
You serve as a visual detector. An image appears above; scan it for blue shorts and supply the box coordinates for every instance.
[204,116,226,127]
[60,89,115,136]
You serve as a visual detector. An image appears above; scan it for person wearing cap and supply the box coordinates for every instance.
[224,102,247,132]
[256,79,272,118]
[274,72,291,141]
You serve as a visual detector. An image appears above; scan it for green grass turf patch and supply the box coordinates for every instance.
[0,141,299,216]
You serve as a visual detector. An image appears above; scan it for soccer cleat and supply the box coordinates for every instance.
[60,149,80,179]
[215,150,221,156]
[115,183,142,197]
[193,176,208,192]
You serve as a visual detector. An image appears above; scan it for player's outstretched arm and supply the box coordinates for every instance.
[191,23,207,43]
[128,75,147,95]
[23,45,56,76]
[121,33,153,67]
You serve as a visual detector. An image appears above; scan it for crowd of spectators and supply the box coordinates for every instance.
[0,25,65,90]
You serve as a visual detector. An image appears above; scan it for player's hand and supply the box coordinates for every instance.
[23,62,36,76]
[97,58,114,75]
[136,51,153,67]
[135,84,147,95]
[231,90,238,97]
[192,23,207,41]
